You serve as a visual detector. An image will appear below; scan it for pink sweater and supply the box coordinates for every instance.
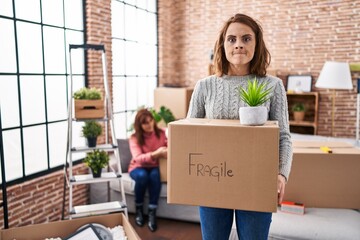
[128,129,167,173]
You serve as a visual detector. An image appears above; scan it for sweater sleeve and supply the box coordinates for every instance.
[187,79,206,118]
[269,80,293,180]
[128,136,154,165]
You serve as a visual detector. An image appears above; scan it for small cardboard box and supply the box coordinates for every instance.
[154,87,194,119]
[0,213,140,240]
[284,141,360,209]
[168,119,279,213]
[74,99,105,119]
[159,158,167,182]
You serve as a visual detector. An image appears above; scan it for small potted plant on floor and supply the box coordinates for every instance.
[83,149,110,178]
[82,120,102,147]
[292,102,306,122]
[73,87,104,119]
[237,78,272,125]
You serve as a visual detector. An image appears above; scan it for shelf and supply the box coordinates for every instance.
[71,144,117,153]
[70,201,127,218]
[70,172,121,185]
[289,121,317,127]
[72,117,109,122]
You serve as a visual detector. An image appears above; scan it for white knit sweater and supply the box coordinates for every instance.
[187,74,293,179]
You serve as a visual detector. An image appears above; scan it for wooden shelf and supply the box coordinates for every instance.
[287,92,319,135]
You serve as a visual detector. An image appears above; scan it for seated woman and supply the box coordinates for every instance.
[128,108,167,232]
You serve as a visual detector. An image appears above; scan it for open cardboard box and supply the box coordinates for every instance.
[167,119,280,213]
[284,141,360,209]
[0,213,140,240]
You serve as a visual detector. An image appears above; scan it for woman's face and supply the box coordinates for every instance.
[141,116,154,133]
[224,22,256,73]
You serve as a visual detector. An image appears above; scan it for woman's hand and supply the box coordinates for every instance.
[151,146,168,159]
[277,174,286,204]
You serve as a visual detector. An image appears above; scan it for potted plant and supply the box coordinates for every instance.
[82,120,102,147]
[237,78,272,125]
[83,149,110,178]
[292,102,306,122]
[73,87,104,119]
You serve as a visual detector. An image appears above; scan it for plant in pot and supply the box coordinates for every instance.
[82,120,102,147]
[237,78,272,125]
[83,149,109,178]
[73,87,104,119]
[292,102,306,122]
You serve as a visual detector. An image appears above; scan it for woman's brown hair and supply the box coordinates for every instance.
[133,108,161,146]
[213,13,271,77]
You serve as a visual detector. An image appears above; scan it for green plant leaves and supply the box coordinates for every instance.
[83,149,109,173]
[237,78,272,107]
[82,120,102,138]
[73,87,102,100]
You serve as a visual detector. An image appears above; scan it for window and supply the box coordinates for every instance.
[111,0,158,139]
[0,0,85,183]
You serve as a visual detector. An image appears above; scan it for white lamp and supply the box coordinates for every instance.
[315,61,353,136]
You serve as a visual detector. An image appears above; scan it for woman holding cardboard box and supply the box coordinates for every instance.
[187,13,292,240]
[128,108,168,232]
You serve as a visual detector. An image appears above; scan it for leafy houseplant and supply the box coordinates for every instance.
[292,102,306,122]
[82,120,102,147]
[83,149,110,178]
[149,106,176,125]
[73,87,104,119]
[237,78,272,125]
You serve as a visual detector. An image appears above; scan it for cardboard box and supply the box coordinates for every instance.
[159,158,167,182]
[167,119,279,212]
[154,87,194,119]
[0,213,140,240]
[284,141,360,209]
[74,99,105,119]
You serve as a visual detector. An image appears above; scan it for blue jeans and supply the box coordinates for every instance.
[129,167,161,207]
[199,206,272,240]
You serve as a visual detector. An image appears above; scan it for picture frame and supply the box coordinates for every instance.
[286,75,312,93]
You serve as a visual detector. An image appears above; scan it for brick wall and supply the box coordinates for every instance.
[158,0,360,137]
[0,164,88,228]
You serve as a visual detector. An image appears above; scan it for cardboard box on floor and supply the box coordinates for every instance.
[0,213,140,240]
[284,141,360,209]
[159,157,167,182]
[167,119,280,213]
[154,87,194,119]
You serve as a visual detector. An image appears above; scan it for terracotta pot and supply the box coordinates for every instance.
[293,111,305,122]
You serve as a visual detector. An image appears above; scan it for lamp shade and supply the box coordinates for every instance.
[315,61,353,90]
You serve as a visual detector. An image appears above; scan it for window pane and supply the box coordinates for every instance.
[0,76,20,128]
[0,19,17,72]
[0,0,13,17]
[145,13,157,45]
[114,112,127,139]
[42,0,64,26]
[23,125,48,175]
[136,0,147,9]
[66,30,85,74]
[112,39,125,76]
[111,1,124,39]
[64,0,83,30]
[48,121,67,168]
[124,41,137,75]
[148,0,156,12]
[124,0,136,5]
[43,26,66,74]
[126,77,138,110]
[147,77,157,106]
[72,121,86,161]
[3,129,23,181]
[113,77,126,112]
[15,0,41,22]
[46,76,67,121]
[137,77,149,107]
[146,45,157,76]
[20,75,46,125]
[124,5,137,41]
[17,22,43,73]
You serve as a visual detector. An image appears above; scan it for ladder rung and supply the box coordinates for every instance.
[70,201,127,218]
[72,117,109,122]
[71,144,117,153]
[70,172,121,184]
